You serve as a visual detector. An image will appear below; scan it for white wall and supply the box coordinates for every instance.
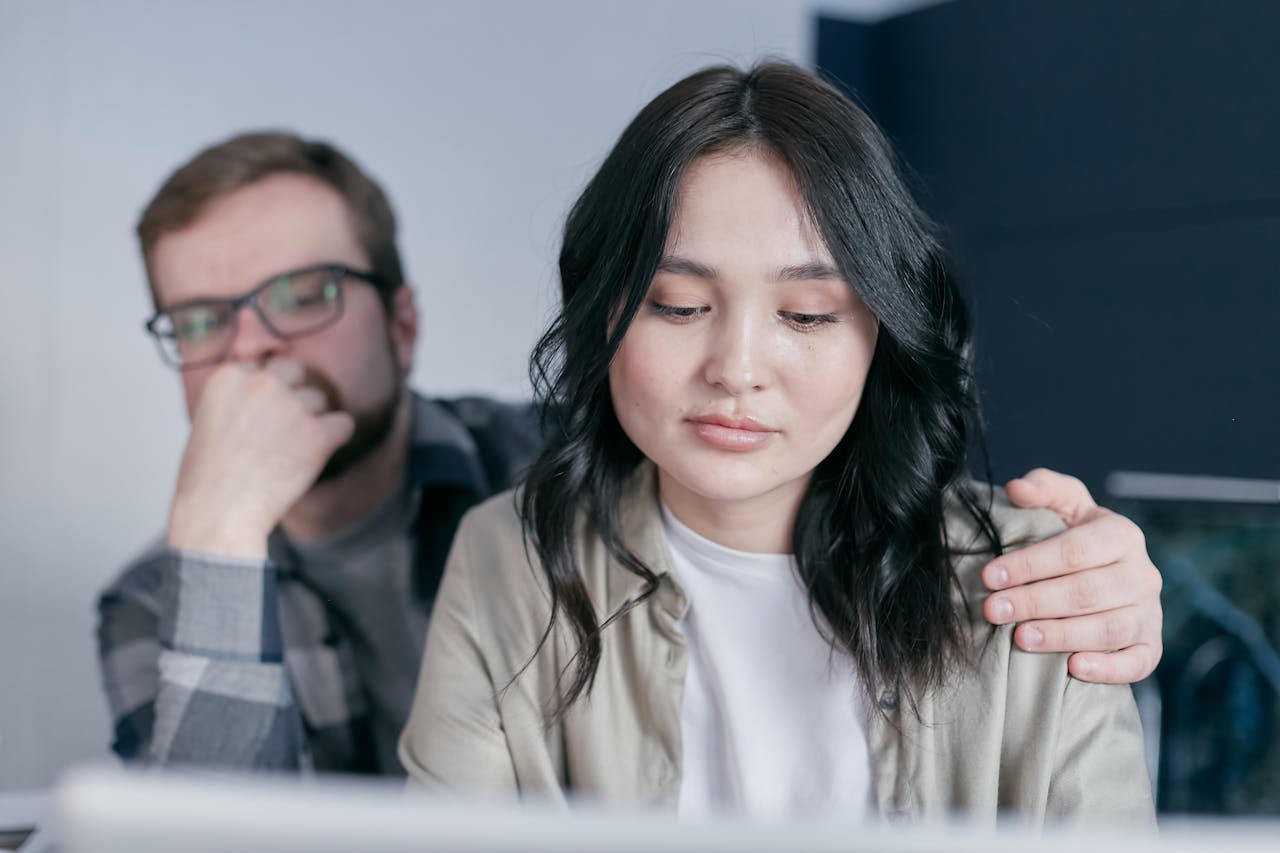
[0,0,928,790]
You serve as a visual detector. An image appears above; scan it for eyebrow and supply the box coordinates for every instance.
[655,255,717,279]
[776,261,844,282]
[656,255,844,283]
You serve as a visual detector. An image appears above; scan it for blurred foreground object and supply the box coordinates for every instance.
[53,765,1279,853]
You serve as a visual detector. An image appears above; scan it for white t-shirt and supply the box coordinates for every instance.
[661,502,872,822]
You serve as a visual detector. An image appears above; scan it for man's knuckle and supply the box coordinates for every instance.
[1127,610,1146,646]
[1014,590,1039,621]
[1070,574,1102,611]
[1117,514,1146,549]
[1060,535,1091,570]
[1147,566,1164,595]
[208,364,236,388]
[1101,613,1131,649]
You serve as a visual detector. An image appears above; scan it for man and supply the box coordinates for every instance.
[96,132,1163,774]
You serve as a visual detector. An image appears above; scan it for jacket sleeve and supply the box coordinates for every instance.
[96,548,307,769]
[398,510,520,792]
[970,489,1156,824]
[1046,677,1156,823]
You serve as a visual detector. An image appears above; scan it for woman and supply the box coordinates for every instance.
[399,61,1153,825]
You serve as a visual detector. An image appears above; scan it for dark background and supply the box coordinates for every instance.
[816,0,1278,496]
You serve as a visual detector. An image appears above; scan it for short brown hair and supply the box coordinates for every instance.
[137,131,405,309]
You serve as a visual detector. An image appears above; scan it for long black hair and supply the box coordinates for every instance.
[521,61,1000,716]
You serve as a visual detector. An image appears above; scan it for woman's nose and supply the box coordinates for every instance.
[702,310,769,396]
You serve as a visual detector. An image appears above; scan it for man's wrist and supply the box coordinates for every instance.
[167,503,272,560]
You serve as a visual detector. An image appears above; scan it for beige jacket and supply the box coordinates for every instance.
[399,466,1154,826]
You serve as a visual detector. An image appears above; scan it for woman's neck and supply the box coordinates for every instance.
[656,468,806,554]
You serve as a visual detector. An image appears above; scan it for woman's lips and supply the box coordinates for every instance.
[687,415,778,452]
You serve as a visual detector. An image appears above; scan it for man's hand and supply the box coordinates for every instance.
[982,468,1164,684]
[167,359,354,559]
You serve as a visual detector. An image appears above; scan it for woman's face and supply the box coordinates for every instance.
[609,149,878,548]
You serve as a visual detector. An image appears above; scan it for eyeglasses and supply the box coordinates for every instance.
[145,263,387,370]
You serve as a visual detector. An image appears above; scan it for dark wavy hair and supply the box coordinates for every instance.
[521,60,1000,717]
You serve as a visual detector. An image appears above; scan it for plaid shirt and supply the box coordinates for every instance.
[96,394,541,773]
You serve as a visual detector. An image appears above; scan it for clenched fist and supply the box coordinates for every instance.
[167,358,354,559]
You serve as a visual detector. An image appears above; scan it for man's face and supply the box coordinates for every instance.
[149,173,416,474]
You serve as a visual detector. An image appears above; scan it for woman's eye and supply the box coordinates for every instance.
[780,311,838,330]
[650,302,708,321]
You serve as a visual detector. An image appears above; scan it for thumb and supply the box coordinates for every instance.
[1005,467,1098,527]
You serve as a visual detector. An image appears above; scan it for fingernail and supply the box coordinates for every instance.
[989,564,1009,588]
[1022,626,1043,648]
[991,597,1013,623]
[1075,658,1094,678]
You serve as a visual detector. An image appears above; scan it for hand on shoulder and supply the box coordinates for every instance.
[980,468,1163,685]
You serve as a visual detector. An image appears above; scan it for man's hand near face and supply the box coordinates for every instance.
[984,468,1164,684]
[166,358,355,559]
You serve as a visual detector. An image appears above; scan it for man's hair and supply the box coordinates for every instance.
[137,131,405,309]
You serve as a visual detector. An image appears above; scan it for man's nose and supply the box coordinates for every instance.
[224,303,286,366]
[702,310,769,396]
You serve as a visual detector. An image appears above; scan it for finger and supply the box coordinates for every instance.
[1006,468,1097,526]
[200,360,253,400]
[1067,645,1161,684]
[1011,606,1145,654]
[263,357,305,386]
[983,565,1136,624]
[317,410,355,449]
[982,511,1138,590]
[293,386,329,415]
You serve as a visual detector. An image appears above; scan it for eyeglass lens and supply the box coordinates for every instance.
[153,267,344,367]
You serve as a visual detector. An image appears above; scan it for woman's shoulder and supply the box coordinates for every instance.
[944,480,1066,556]
[931,485,1153,821]
[449,486,534,575]
[943,480,1066,609]
[457,485,527,540]
[442,487,554,636]
[447,470,662,617]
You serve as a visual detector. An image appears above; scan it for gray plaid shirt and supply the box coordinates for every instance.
[96,394,541,774]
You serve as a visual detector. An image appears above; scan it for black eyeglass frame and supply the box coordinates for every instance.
[144,263,389,370]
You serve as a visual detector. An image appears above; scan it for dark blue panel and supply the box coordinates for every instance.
[965,0,1280,230]
[816,1,1280,493]
[968,215,1280,490]
[814,15,880,122]
[855,0,1280,229]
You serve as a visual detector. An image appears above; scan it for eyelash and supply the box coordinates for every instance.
[649,302,707,323]
[780,311,839,331]
[649,302,838,332]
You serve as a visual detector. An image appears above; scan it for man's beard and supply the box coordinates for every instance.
[301,364,401,484]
